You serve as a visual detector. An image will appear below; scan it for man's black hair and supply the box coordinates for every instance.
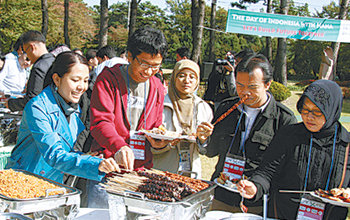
[96,45,116,59]
[127,26,168,59]
[21,30,46,45]
[86,48,97,61]
[13,36,23,51]
[235,53,273,83]
[176,46,189,58]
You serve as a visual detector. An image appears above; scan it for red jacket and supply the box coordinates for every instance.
[90,65,165,169]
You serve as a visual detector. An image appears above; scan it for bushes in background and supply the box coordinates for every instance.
[269,81,291,101]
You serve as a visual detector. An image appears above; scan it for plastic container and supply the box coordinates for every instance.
[0,146,14,170]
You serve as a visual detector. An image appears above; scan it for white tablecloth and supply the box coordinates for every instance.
[75,208,110,220]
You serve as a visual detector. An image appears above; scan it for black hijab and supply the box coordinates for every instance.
[297,80,342,137]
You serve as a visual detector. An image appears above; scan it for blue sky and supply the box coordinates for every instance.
[83,0,336,13]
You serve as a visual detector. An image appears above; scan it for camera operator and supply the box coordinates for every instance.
[203,51,236,111]
[204,49,255,111]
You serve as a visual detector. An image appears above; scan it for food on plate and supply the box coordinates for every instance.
[315,188,350,203]
[142,125,181,138]
[0,169,65,199]
[216,172,242,188]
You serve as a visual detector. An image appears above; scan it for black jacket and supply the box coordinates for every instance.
[204,95,297,206]
[8,53,55,111]
[250,123,350,220]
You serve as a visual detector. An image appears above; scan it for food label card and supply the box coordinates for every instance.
[296,197,325,220]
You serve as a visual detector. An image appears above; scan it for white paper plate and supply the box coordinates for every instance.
[141,131,196,142]
[310,192,350,207]
[213,178,239,193]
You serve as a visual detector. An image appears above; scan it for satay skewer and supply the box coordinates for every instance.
[213,94,249,126]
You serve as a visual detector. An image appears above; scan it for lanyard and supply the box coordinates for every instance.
[126,66,147,129]
[303,124,337,192]
[227,110,248,158]
[240,115,251,157]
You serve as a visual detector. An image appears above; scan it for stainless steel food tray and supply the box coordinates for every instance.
[0,169,81,214]
[0,212,32,220]
[107,180,216,220]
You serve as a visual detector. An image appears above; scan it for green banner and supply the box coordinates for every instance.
[226,9,350,43]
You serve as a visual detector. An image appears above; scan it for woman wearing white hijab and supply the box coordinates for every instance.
[152,59,213,178]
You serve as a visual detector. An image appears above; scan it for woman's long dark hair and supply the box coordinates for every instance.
[44,51,89,88]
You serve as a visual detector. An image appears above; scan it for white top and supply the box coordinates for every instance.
[95,57,129,77]
[0,53,28,93]
[241,94,271,143]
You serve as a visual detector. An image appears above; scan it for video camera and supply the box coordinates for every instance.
[215,54,235,66]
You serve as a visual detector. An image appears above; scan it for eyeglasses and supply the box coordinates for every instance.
[300,108,323,117]
[135,57,161,70]
[22,44,31,54]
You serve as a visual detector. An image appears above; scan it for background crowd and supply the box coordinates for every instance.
[0,26,349,220]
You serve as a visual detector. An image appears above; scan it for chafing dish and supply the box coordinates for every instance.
[0,169,81,219]
[0,212,32,220]
[107,180,216,220]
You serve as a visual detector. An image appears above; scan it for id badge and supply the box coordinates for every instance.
[129,131,146,160]
[296,196,325,220]
[223,154,245,181]
[179,145,191,171]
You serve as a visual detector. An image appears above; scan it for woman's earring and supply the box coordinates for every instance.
[55,86,58,92]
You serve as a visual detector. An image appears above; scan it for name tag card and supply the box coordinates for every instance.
[130,131,146,160]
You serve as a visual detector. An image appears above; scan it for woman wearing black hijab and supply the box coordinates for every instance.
[238,80,350,219]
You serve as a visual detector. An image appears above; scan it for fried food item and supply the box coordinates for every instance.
[316,188,350,203]
[330,188,344,197]
[0,169,65,199]
[342,188,350,199]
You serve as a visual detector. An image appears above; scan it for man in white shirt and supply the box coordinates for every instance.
[0,37,30,94]
[90,45,128,85]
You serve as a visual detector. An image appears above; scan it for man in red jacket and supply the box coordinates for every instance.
[90,26,169,172]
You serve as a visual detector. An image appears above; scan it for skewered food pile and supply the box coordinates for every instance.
[103,169,210,202]
[0,169,65,199]
[315,188,350,203]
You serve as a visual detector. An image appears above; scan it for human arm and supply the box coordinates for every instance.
[196,122,214,144]
[8,57,52,112]
[26,101,114,181]
[224,69,236,97]
[245,125,293,202]
[237,179,258,199]
[90,71,130,156]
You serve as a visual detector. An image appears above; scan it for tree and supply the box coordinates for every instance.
[128,0,139,38]
[191,0,205,63]
[41,0,48,38]
[330,0,349,80]
[208,0,217,61]
[0,0,97,53]
[265,0,272,61]
[99,0,108,48]
[274,0,289,86]
[64,0,70,47]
